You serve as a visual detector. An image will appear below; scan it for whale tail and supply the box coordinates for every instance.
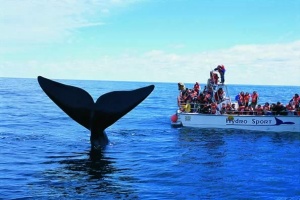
[37,76,155,132]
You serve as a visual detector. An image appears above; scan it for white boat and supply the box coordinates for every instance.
[171,111,300,132]
[171,81,300,133]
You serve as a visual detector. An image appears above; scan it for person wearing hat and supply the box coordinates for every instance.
[214,65,226,84]
[177,82,186,108]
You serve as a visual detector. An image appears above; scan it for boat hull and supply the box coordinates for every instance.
[173,111,300,133]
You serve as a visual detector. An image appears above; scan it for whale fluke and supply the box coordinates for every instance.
[37,76,94,129]
[37,76,154,150]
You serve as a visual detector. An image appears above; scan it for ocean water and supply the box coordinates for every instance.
[0,77,299,200]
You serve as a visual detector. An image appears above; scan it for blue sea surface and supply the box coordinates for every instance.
[0,77,299,199]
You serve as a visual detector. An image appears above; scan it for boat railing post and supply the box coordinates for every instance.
[224,84,232,105]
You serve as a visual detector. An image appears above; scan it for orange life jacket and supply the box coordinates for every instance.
[244,94,250,103]
[292,96,300,106]
[239,94,244,103]
[263,105,270,111]
[251,93,258,103]
[256,107,263,115]
[286,104,294,111]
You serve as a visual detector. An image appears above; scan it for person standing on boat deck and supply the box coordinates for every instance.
[178,82,185,93]
[244,92,250,107]
[250,91,259,109]
[193,82,200,95]
[237,91,245,106]
[212,72,219,85]
[177,82,186,107]
[214,65,226,84]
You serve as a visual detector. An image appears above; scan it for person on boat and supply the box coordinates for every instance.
[190,89,199,100]
[193,82,200,95]
[237,91,245,107]
[272,102,287,115]
[255,104,264,115]
[214,65,226,84]
[204,92,212,104]
[225,103,232,114]
[285,102,295,115]
[263,102,271,115]
[238,104,245,115]
[178,87,194,110]
[201,101,211,114]
[184,88,197,104]
[214,87,225,103]
[203,87,213,102]
[189,89,200,112]
[210,102,218,114]
[231,104,238,114]
[289,93,299,109]
[244,92,250,107]
[178,82,185,92]
[270,103,276,115]
[220,103,226,114]
[211,72,219,85]
[197,93,206,113]
[203,85,207,93]
[243,106,251,115]
[226,103,237,114]
[250,91,259,109]
[183,100,191,113]
[177,82,186,107]
[207,72,214,90]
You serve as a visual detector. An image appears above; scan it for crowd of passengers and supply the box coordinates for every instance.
[177,70,300,116]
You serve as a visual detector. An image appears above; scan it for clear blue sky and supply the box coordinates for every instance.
[0,0,300,86]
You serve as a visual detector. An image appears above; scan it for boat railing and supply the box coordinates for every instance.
[178,102,299,116]
[177,83,299,116]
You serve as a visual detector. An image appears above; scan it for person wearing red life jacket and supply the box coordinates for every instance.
[244,92,250,107]
[263,102,271,115]
[237,91,245,106]
[193,82,200,95]
[286,103,294,111]
[250,91,259,109]
[214,65,226,84]
[289,93,299,109]
[255,104,264,115]
[212,73,219,85]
